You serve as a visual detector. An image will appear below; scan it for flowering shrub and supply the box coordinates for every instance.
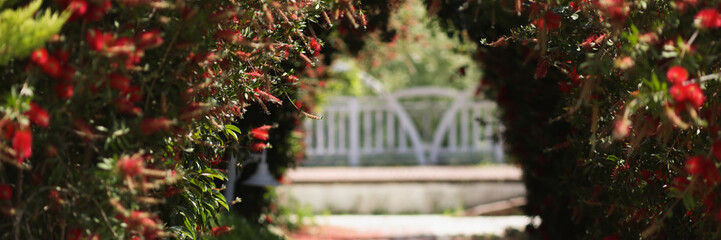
[429,0,721,238]
[0,0,362,238]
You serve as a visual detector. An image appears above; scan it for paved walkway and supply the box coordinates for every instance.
[288,215,534,239]
[285,165,522,183]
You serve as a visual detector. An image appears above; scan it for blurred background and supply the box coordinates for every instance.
[228,1,532,239]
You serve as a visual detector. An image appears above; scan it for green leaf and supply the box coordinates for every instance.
[225,124,242,134]
[682,192,695,210]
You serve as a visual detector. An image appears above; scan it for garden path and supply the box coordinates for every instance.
[287,215,534,239]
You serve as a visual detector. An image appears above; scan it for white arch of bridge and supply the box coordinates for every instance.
[304,86,503,166]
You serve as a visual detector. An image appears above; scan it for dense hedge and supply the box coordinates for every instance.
[429,0,721,238]
[0,0,364,238]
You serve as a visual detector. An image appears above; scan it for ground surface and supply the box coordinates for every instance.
[286,215,534,240]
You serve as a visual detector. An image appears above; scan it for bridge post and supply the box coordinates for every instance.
[224,153,238,203]
[348,98,361,166]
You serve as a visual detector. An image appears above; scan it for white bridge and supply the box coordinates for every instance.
[303,86,503,166]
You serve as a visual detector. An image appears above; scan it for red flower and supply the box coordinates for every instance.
[110,37,135,55]
[568,67,581,85]
[30,48,49,66]
[673,176,691,191]
[253,88,282,104]
[211,226,232,236]
[596,0,628,23]
[245,71,263,78]
[666,66,688,85]
[109,74,131,91]
[25,102,50,128]
[122,86,143,102]
[2,123,14,140]
[669,84,687,103]
[695,9,721,29]
[685,83,705,109]
[49,189,61,203]
[86,29,115,51]
[615,56,634,70]
[140,117,172,135]
[41,57,62,79]
[669,82,705,109]
[115,97,142,115]
[235,51,251,60]
[533,12,561,31]
[67,0,88,21]
[55,82,75,99]
[251,125,271,141]
[124,211,156,230]
[713,141,721,160]
[569,2,579,11]
[135,30,164,49]
[0,184,12,201]
[85,1,111,22]
[558,81,573,93]
[685,156,705,175]
[534,60,549,79]
[209,156,222,166]
[66,228,83,240]
[638,32,658,44]
[685,156,719,183]
[117,155,144,176]
[612,119,630,139]
[310,38,321,56]
[12,129,32,164]
[250,142,267,152]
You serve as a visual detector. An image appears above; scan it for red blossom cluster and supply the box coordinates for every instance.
[29,47,76,99]
[86,28,162,69]
[211,226,232,236]
[0,101,52,164]
[667,66,705,110]
[594,0,630,23]
[533,11,561,31]
[117,154,144,177]
[24,103,49,128]
[685,156,719,184]
[250,125,272,152]
[695,8,721,29]
[116,210,163,239]
[0,184,11,201]
[139,117,173,135]
[310,38,322,56]
[12,130,32,164]
[57,0,112,22]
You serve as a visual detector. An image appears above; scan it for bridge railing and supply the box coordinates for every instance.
[303,87,503,166]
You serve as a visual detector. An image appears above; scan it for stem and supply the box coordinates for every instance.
[695,72,721,83]
[13,186,53,240]
[14,167,23,204]
[91,198,117,237]
[145,26,182,110]
[680,30,699,58]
